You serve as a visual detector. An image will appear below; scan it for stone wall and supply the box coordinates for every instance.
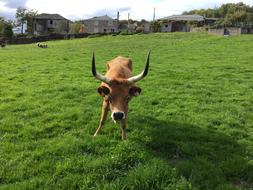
[208,28,227,35]
[241,28,253,34]
[208,27,253,36]
[190,27,207,32]
[9,33,90,44]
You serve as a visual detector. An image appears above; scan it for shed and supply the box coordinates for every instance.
[159,14,205,32]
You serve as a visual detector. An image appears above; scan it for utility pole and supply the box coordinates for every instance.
[128,12,130,32]
[153,7,156,21]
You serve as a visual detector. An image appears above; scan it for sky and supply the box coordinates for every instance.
[0,0,253,21]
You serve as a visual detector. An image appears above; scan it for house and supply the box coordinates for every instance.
[82,15,118,34]
[32,13,71,35]
[159,14,205,32]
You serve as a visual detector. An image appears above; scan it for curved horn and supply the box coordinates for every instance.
[92,51,111,84]
[127,50,150,84]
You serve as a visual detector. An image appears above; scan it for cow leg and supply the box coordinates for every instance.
[94,100,109,136]
[120,119,127,140]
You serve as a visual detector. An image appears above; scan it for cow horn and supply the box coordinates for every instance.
[92,51,111,84]
[127,50,150,84]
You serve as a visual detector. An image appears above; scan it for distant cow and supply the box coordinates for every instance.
[0,43,6,48]
[37,42,48,48]
[0,38,6,48]
[92,51,150,140]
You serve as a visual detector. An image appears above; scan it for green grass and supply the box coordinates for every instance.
[0,33,253,190]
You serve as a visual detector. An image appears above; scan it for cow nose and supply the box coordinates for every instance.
[113,112,124,120]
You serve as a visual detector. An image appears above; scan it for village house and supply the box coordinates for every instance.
[159,14,205,32]
[82,15,118,34]
[32,13,71,35]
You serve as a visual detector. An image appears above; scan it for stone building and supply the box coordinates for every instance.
[159,14,205,32]
[82,15,118,34]
[32,13,70,35]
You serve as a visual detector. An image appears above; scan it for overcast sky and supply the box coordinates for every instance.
[1,0,253,21]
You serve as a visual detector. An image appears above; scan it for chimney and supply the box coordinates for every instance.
[117,12,120,21]
[153,7,156,21]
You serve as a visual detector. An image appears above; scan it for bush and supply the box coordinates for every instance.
[119,30,133,35]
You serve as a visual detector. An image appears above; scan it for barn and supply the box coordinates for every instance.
[159,14,205,32]
[32,13,71,35]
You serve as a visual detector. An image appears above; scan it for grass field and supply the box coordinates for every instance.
[0,33,253,190]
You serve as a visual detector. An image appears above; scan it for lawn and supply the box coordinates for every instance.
[0,33,253,190]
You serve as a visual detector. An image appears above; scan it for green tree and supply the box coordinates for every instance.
[16,7,27,34]
[150,21,161,32]
[183,2,253,27]
[0,17,13,38]
[0,17,5,35]
[69,21,82,33]
[25,9,38,34]
[16,7,37,34]
[3,22,13,38]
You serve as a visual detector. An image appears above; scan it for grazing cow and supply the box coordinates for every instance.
[0,39,6,48]
[0,43,6,48]
[37,42,48,48]
[92,51,150,140]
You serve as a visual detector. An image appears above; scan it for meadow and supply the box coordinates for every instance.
[0,33,252,190]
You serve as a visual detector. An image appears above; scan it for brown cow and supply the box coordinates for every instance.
[92,51,150,140]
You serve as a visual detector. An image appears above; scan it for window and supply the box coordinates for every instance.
[50,20,53,24]
[104,29,107,32]
[111,28,115,32]
[165,24,168,28]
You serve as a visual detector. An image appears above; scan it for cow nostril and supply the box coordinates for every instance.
[113,112,124,120]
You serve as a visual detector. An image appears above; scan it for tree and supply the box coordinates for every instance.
[0,17,13,39]
[25,9,38,34]
[16,7,26,34]
[69,21,82,34]
[3,21,13,38]
[0,17,5,35]
[183,2,253,27]
[16,7,37,34]
[150,21,161,32]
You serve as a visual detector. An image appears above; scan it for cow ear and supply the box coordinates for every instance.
[129,86,141,97]
[97,86,110,96]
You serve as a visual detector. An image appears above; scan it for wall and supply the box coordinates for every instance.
[190,27,207,32]
[9,33,90,44]
[241,28,253,34]
[208,27,250,36]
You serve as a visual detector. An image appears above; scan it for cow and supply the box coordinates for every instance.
[92,51,150,140]
[37,42,48,48]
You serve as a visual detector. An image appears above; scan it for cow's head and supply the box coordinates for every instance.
[92,51,150,122]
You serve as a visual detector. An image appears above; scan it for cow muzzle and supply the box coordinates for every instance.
[111,111,125,122]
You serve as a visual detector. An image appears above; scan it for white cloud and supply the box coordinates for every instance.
[1,0,253,21]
